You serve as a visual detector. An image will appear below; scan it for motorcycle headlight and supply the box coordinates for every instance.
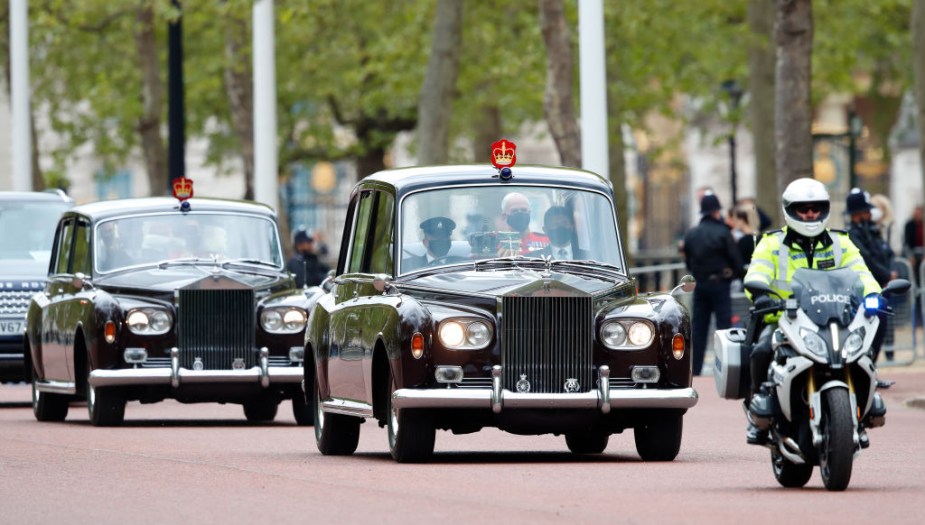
[260,307,307,334]
[126,307,173,336]
[438,319,492,350]
[800,327,828,357]
[843,327,866,358]
[601,320,654,350]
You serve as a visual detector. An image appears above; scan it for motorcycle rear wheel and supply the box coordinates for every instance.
[771,449,813,488]
[819,388,854,491]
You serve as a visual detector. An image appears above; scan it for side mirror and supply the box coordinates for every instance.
[882,278,911,297]
[321,274,335,293]
[671,274,696,296]
[372,273,394,294]
[72,272,91,290]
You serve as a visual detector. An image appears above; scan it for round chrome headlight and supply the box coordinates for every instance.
[628,322,654,346]
[601,321,627,347]
[439,321,466,347]
[283,309,307,331]
[466,322,491,346]
[126,310,150,331]
[149,310,171,333]
[261,310,283,331]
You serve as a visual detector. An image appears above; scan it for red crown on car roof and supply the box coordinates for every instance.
[172,177,194,201]
[491,139,517,169]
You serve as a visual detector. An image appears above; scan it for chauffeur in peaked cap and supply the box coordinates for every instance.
[402,216,458,272]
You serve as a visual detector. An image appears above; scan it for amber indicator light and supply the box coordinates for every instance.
[104,321,117,344]
[411,332,425,359]
[671,334,685,359]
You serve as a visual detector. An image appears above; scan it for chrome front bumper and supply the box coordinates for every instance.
[88,347,302,389]
[391,365,699,413]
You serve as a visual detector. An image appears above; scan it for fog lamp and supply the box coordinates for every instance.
[435,366,464,383]
[289,346,305,363]
[631,366,660,384]
[124,347,148,364]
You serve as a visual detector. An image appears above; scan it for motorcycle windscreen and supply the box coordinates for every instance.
[790,268,864,326]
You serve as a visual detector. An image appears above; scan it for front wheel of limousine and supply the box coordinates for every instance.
[87,381,126,427]
[633,413,683,462]
[387,368,435,464]
[312,367,360,455]
[565,431,610,454]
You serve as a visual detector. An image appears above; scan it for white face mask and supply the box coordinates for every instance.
[871,207,883,223]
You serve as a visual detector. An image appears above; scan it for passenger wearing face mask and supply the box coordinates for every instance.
[498,192,549,255]
[402,216,464,272]
[526,206,588,260]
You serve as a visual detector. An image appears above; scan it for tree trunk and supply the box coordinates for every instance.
[913,0,925,197]
[30,111,44,190]
[416,0,463,165]
[472,99,502,163]
[774,0,814,190]
[539,0,581,168]
[134,4,168,196]
[223,10,255,200]
[749,0,779,227]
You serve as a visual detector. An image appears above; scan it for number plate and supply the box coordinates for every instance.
[0,319,24,335]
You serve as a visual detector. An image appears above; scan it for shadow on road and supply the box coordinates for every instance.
[351,450,644,464]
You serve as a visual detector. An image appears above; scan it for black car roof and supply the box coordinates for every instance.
[68,197,277,222]
[361,165,613,197]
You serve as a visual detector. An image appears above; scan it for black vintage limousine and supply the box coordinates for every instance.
[305,140,698,462]
[26,188,318,426]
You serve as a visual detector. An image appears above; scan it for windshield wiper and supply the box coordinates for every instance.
[552,259,624,274]
[157,257,213,269]
[473,256,546,271]
[220,258,280,269]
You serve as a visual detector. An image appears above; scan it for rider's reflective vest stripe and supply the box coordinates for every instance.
[744,228,881,321]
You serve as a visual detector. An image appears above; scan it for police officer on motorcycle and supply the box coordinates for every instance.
[742,178,882,444]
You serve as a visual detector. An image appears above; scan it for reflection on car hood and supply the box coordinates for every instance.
[96,267,285,293]
[400,269,626,296]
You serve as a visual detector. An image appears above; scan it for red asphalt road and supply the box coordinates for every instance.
[2,369,924,525]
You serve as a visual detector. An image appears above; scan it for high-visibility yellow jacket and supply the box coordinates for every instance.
[744,227,881,320]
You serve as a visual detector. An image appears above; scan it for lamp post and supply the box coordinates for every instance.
[721,80,744,206]
[848,110,863,189]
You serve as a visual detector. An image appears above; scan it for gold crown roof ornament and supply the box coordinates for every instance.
[490,139,517,180]
[172,177,195,211]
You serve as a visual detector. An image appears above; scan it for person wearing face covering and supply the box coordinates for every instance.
[498,192,549,255]
[403,216,462,272]
[286,228,330,288]
[526,206,588,260]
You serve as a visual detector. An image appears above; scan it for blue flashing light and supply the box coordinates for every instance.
[499,167,513,180]
[864,294,882,316]
[180,201,191,212]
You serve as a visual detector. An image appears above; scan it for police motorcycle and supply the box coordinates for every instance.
[714,267,910,491]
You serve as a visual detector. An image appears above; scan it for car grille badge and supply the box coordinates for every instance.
[516,374,531,393]
[192,357,204,371]
[564,378,580,393]
[232,358,245,370]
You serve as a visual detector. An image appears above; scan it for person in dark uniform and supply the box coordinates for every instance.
[846,189,897,379]
[286,228,330,288]
[526,206,588,260]
[403,216,460,272]
[682,192,743,376]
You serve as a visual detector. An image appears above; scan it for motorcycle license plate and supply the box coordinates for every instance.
[0,319,24,335]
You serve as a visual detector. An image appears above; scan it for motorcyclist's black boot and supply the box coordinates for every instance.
[745,384,774,446]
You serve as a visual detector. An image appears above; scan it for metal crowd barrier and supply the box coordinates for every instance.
[628,256,924,368]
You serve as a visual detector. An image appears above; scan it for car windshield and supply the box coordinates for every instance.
[0,200,71,262]
[95,212,283,273]
[399,185,624,275]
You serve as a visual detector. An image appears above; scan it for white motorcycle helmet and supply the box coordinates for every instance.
[782,178,831,237]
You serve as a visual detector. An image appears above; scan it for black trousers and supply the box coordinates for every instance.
[691,279,732,376]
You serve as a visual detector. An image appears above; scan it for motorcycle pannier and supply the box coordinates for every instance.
[713,328,751,399]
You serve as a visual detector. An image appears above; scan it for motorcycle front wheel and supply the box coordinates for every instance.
[819,388,855,491]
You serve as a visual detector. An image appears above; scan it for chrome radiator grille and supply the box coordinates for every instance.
[501,295,593,394]
[178,288,255,370]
